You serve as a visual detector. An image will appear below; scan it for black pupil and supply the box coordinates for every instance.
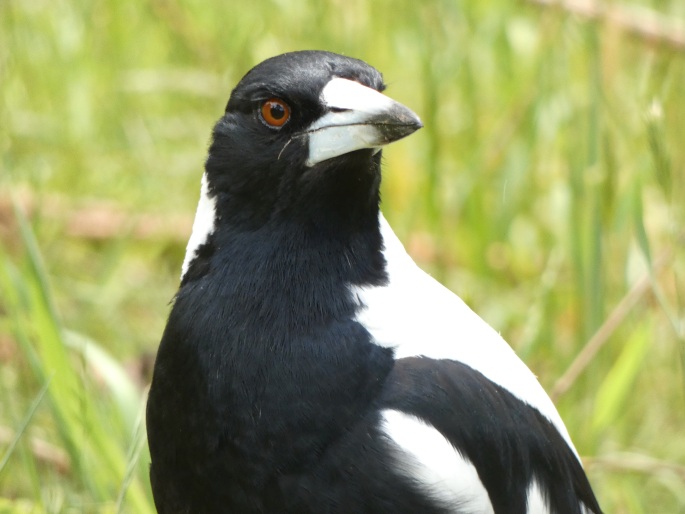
[270,103,285,120]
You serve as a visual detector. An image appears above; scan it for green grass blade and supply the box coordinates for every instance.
[0,376,51,475]
[592,323,651,434]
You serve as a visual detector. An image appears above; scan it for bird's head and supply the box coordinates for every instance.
[181,51,422,280]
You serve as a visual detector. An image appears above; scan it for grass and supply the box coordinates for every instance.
[1,0,684,512]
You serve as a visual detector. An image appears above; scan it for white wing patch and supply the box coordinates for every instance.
[352,214,578,455]
[381,409,494,514]
[181,172,217,280]
[526,480,551,514]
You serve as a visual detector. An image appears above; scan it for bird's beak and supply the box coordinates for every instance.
[305,78,423,167]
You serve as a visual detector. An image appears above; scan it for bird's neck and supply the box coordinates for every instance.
[285,153,383,237]
[182,151,386,287]
[174,208,387,349]
[181,196,386,296]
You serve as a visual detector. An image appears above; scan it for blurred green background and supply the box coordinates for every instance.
[1,0,684,512]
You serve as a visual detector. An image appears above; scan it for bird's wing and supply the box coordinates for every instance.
[377,356,600,514]
[277,355,599,514]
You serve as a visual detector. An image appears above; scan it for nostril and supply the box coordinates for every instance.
[329,107,350,113]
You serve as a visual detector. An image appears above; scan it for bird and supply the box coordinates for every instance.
[146,50,602,514]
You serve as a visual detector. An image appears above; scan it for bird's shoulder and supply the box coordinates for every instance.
[352,215,572,444]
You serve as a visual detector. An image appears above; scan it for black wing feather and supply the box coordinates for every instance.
[378,357,602,514]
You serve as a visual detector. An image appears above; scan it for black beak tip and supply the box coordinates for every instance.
[402,110,424,136]
[381,120,423,143]
[396,106,423,135]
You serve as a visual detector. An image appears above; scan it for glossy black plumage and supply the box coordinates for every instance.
[146,51,602,513]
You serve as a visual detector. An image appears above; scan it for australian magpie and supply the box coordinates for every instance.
[146,50,602,513]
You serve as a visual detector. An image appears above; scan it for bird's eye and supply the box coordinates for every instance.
[260,98,291,128]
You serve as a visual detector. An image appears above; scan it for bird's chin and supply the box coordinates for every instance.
[300,148,380,192]
[326,147,380,170]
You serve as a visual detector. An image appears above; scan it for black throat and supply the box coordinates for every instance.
[185,132,387,289]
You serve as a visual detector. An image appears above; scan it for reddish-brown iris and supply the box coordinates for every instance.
[260,98,291,127]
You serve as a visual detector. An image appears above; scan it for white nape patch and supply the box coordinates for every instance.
[526,480,551,514]
[381,409,494,514]
[306,78,399,166]
[352,215,578,455]
[181,173,217,280]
